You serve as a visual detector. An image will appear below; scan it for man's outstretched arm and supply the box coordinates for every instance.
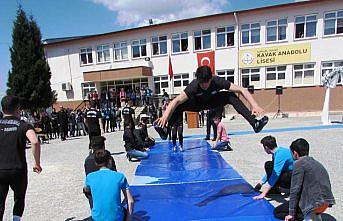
[229,84,264,116]
[156,91,188,127]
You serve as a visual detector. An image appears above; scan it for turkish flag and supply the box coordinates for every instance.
[197,51,215,75]
[169,55,173,79]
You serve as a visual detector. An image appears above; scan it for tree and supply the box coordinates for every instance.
[7,6,56,111]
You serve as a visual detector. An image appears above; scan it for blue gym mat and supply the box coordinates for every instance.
[130,139,278,221]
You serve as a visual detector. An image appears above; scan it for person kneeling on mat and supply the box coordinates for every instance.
[84,149,134,221]
[154,65,268,140]
[253,135,294,200]
[274,138,335,221]
[123,125,149,161]
[211,116,232,151]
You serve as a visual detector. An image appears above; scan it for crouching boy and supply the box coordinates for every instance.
[274,138,335,221]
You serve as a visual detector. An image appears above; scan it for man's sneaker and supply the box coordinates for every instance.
[172,146,177,152]
[204,137,210,140]
[179,145,184,152]
[154,123,168,140]
[211,138,217,141]
[253,116,269,133]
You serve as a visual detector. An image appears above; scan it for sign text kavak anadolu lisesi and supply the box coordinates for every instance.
[239,43,311,68]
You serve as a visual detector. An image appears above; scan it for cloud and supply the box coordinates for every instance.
[91,0,230,27]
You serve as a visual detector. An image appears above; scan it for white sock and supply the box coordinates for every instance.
[13,215,21,221]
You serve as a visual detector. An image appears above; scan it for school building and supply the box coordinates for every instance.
[44,0,343,114]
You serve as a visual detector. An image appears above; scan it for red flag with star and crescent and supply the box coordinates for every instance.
[197,51,215,75]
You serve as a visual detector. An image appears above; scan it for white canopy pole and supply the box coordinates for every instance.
[321,67,343,125]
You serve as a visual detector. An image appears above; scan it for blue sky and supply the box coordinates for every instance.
[0,0,300,94]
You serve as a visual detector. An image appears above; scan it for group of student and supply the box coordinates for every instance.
[254,135,335,221]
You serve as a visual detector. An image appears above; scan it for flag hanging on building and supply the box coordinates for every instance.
[169,55,173,79]
[197,51,215,75]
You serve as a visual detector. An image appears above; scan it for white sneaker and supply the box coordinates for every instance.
[172,146,177,152]
[179,145,184,152]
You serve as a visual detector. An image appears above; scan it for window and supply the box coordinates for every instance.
[81,82,96,99]
[132,39,147,58]
[266,19,287,42]
[96,44,110,63]
[154,76,169,95]
[295,15,317,39]
[241,68,261,88]
[266,66,286,88]
[241,23,260,45]
[173,74,189,87]
[217,70,234,83]
[114,41,128,61]
[172,32,188,53]
[194,29,211,51]
[321,61,343,85]
[152,35,167,56]
[216,26,234,47]
[80,47,93,65]
[293,63,315,86]
[324,11,343,35]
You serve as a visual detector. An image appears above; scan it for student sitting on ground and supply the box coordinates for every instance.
[274,138,335,221]
[211,116,232,151]
[123,125,149,161]
[84,136,117,208]
[84,149,134,221]
[134,122,155,148]
[253,135,294,200]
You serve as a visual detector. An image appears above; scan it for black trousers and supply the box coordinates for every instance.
[265,161,292,189]
[88,131,101,149]
[274,201,304,221]
[168,91,255,127]
[206,117,217,139]
[172,121,183,146]
[0,169,28,219]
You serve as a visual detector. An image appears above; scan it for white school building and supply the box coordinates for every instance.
[44,0,343,113]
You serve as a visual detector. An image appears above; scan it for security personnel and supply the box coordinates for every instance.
[0,95,42,220]
[84,101,104,149]
[57,106,68,141]
[122,100,135,130]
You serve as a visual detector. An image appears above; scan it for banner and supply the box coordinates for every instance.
[239,43,311,68]
[197,51,215,75]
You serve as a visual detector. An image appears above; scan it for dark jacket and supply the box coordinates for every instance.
[84,150,117,176]
[289,156,335,217]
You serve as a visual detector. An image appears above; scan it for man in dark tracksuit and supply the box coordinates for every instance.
[0,95,42,221]
[155,66,268,139]
[57,107,68,141]
[84,101,104,149]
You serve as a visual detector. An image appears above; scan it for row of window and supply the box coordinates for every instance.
[80,10,343,65]
[81,61,342,96]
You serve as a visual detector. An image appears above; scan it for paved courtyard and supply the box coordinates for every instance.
[3,115,343,221]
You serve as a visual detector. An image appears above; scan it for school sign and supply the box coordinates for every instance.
[239,43,311,68]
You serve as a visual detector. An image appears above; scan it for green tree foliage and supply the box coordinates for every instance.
[7,6,56,111]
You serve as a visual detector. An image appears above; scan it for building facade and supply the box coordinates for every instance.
[44,0,343,113]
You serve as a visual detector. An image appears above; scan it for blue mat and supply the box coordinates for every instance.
[130,139,278,221]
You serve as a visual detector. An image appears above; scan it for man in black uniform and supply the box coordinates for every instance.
[50,108,59,139]
[57,106,68,141]
[84,101,104,148]
[122,101,135,131]
[0,95,42,220]
[155,66,268,139]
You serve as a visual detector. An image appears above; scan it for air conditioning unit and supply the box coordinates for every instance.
[62,82,72,91]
